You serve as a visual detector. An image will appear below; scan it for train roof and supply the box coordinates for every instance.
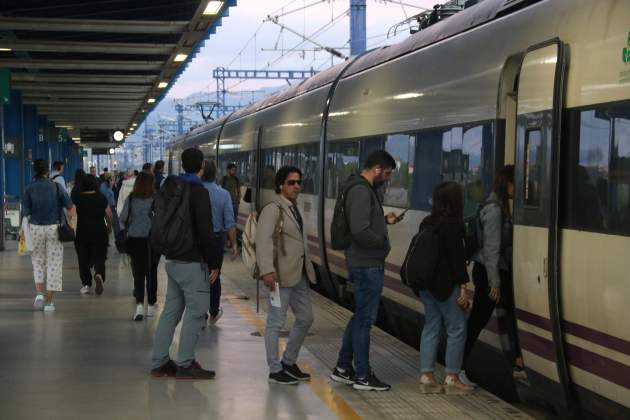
[170,0,536,148]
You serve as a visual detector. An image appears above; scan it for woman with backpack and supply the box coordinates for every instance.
[463,165,524,380]
[74,175,112,296]
[119,172,157,321]
[22,159,76,311]
[418,181,473,394]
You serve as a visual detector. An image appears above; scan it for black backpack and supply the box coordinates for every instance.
[150,176,195,258]
[330,176,372,251]
[400,221,440,296]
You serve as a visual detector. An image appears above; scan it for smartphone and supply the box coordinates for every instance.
[396,208,409,221]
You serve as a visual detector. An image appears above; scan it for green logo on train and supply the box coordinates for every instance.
[624,30,630,64]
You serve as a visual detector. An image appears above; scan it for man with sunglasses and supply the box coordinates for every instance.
[256,166,317,385]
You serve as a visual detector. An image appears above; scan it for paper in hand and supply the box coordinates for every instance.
[270,282,281,308]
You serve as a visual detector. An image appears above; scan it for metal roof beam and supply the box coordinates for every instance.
[24,98,141,106]
[13,83,149,93]
[23,91,146,100]
[1,40,177,55]
[11,73,157,84]
[0,58,163,71]
[0,17,188,34]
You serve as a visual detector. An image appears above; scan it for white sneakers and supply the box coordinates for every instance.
[43,303,56,312]
[146,304,157,317]
[420,374,443,394]
[133,304,144,321]
[444,375,474,394]
[420,373,475,394]
[33,295,45,311]
[80,286,91,295]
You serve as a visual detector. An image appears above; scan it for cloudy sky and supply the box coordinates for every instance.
[165,0,438,99]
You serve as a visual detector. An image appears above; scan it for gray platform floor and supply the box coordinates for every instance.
[0,241,534,420]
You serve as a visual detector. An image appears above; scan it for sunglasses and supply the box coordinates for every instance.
[286,180,302,186]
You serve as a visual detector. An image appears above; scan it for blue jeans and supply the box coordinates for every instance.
[419,286,467,375]
[336,266,384,379]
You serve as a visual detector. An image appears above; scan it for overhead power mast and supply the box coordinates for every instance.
[350,0,367,56]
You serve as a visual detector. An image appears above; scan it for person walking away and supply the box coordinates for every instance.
[100,172,120,237]
[150,148,220,380]
[201,160,238,326]
[463,165,524,381]
[21,159,76,311]
[74,175,112,295]
[116,169,136,216]
[120,172,158,321]
[221,163,241,245]
[50,161,67,192]
[417,182,473,394]
[330,150,403,391]
[257,166,317,385]
[154,160,166,190]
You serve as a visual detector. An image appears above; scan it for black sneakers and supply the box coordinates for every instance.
[282,362,311,381]
[268,370,299,385]
[175,360,216,380]
[352,372,391,391]
[330,366,356,385]
[150,359,177,378]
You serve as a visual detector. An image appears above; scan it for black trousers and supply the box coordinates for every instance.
[210,233,225,317]
[127,237,158,305]
[75,235,108,287]
[464,263,521,364]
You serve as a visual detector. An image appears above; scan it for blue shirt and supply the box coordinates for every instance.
[23,178,73,225]
[99,181,116,208]
[202,181,235,233]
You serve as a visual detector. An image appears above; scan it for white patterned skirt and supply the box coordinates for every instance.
[29,224,64,292]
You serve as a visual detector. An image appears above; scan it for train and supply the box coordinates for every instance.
[166,0,630,417]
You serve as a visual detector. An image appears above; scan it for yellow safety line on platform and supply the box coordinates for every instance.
[225,287,362,420]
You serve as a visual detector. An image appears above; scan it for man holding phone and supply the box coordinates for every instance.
[330,150,403,391]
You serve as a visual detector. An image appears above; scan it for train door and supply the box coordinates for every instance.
[512,40,573,409]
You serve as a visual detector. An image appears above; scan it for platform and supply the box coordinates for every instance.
[0,242,534,420]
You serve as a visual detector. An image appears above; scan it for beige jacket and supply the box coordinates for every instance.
[255,194,316,288]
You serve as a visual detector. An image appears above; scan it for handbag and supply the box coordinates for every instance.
[115,196,132,253]
[55,183,75,242]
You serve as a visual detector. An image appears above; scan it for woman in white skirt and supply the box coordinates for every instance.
[22,159,75,312]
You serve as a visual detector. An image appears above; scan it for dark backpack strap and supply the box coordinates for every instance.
[124,195,133,228]
[54,182,63,225]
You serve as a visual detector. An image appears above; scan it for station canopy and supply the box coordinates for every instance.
[0,0,235,152]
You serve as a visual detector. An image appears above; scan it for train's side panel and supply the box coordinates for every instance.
[557,0,630,409]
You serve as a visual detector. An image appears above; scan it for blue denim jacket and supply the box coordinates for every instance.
[22,178,73,225]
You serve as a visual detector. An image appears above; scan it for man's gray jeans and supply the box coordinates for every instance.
[265,275,314,373]
[151,260,210,369]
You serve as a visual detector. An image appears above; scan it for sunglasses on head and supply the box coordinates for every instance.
[286,180,302,186]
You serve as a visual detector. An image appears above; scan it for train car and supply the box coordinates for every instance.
[167,0,630,417]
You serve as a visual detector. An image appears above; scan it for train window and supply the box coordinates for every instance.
[383,134,413,207]
[410,122,493,212]
[300,143,319,194]
[523,129,542,207]
[564,101,630,234]
[326,141,360,199]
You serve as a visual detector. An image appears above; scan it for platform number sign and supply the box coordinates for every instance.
[0,69,10,105]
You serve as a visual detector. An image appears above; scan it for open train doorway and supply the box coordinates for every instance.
[509,39,574,415]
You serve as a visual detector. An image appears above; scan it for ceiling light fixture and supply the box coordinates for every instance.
[147,98,156,103]
[174,54,188,62]
[0,48,12,52]
[113,130,124,142]
[158,81,168,88]
[203,1,224,15]
[132,123,138,127]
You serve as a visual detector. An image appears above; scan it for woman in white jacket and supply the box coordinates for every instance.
[116,170,136,216]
